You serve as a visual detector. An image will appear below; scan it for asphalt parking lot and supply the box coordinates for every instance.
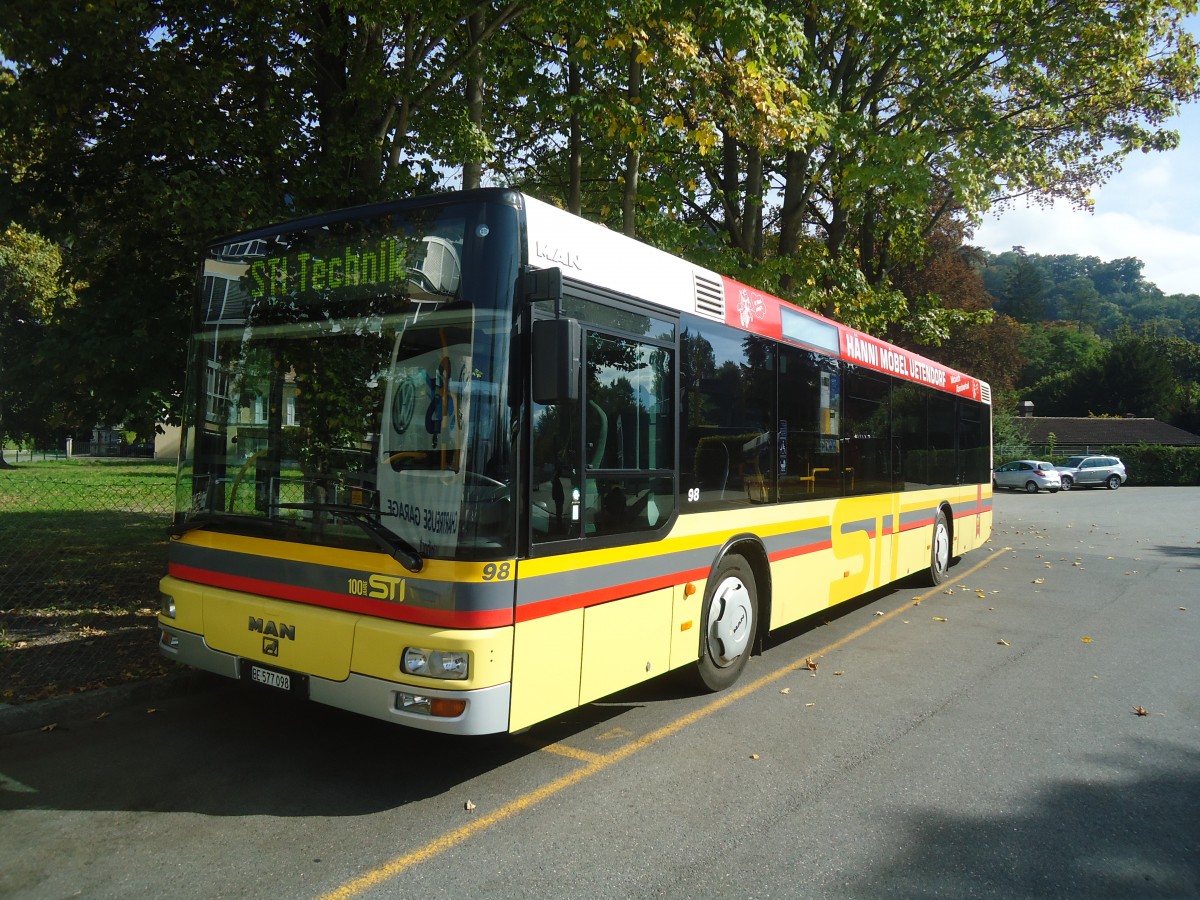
[1,487,1198,898]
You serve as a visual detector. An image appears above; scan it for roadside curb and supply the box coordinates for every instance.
[0,669,216,737]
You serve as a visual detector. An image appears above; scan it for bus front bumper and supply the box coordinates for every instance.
[159,625,512,736]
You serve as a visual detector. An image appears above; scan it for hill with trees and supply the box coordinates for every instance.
[977,248,1200,433]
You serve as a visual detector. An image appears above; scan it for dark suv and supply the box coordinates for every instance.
[1055,455,1127,490]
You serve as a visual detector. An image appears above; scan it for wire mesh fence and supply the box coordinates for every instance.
[0,465,176,704]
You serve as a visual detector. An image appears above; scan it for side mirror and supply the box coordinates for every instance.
[532,318,581,404]
[525,267,562,304]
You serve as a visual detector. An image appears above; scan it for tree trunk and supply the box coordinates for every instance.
[744,145,763,260]
[568,49,582,215]
[621,46,643,238]
[463,10,485,190]
[718,133,743,251]
[778,148,814,293]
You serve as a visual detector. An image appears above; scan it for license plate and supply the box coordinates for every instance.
[249,665,291,691]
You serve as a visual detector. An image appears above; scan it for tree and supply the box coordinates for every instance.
[1019,323,1104,388]
[2,0,1197,434]
[1002,251,1047,323]
[0,222,78,460]
[1042,330,1178,419]
[1,0,531,436]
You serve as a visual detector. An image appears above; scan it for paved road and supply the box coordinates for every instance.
[2,487,1198,898]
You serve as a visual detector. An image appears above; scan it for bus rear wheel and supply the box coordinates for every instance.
[695,555,758,692]
[928,508,951,586]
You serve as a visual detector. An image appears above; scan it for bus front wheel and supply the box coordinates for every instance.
[695,555,758,692]
[928,509,952,586]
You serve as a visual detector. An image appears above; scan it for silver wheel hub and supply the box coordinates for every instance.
[933,522,950,573]
[706,576,752,667]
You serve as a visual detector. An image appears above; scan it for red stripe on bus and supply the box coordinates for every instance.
[769,539,833,562]
[516,535,836,623]
[514,567,710,623]
[168,563,514,629]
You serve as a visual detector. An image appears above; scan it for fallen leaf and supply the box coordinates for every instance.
[933,616,948,622]
[1133,706,1149,717]
[1033,577,1045,584]
[780,687,791,695]
[997,639,1011,646]
[1080,636,1093,644]
[805,702,816,708]
[873,611,884,617]
[749,753,761,760]
[834,670,845,676]
[41,723,57,732]
[912,598,921,606]
[942,589,954,595]
[96,712,110,720]
[145,708,158,714]
[804,657,818,673]
[464,799,476,811]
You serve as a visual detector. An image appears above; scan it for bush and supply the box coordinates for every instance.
[1106,445,1200,486]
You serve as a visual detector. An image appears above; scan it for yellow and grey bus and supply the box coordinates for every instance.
[159,189,992,734]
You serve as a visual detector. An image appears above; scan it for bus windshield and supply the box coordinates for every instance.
[175,194,521,561]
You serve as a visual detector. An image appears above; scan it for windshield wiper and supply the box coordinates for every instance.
[274,503,424,572]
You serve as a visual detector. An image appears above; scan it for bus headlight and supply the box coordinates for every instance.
[160,594,176,619]
[402,647,469,680]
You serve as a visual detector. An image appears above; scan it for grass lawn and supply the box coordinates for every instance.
[1,460,178,701]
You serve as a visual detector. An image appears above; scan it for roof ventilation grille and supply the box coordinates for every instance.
[979,382,993,405]
[693,273,725,319]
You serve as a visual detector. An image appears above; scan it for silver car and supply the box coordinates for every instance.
[1055,455,1127,491]
[993,460,1062,493]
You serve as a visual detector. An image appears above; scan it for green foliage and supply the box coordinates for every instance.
[1032,330,1184,420]
[0,223,80,450]
[1020,323,1105,386]
[983,249,1200,340]
[991,402,1033,458]
[2,0,1198,434]
[1103,445,1200,486]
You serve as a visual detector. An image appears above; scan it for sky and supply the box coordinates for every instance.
[974,89,1200,297]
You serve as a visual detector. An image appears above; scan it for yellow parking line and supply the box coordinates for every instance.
[317,549,1007,900]
[528,741,605,763]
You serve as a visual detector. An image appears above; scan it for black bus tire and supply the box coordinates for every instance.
[928,508,951,586]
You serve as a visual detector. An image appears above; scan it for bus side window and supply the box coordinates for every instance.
[680,323,775,509]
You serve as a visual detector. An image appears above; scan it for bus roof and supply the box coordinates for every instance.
[521,193,990,405]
